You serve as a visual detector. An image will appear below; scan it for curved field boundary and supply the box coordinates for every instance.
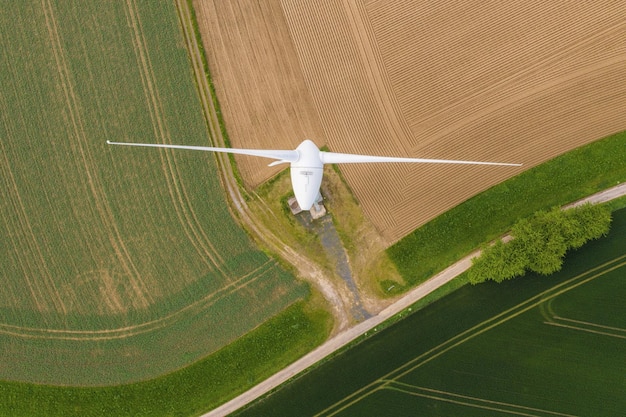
[197,0,626,243]
[190,0,354,329]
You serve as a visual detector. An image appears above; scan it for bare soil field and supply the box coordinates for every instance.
[192,0,327,186]
[194,0,626,244]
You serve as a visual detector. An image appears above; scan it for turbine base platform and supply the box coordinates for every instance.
[310,201,326,219]
[288,193,326,219]
[288,197,303,215]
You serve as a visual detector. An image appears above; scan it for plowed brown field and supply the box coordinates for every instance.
[194,0,626,244]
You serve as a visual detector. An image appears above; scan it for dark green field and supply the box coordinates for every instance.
[238,208,626,416]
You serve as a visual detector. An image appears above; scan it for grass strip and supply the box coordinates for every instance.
[388,130,626,289]
[0,300,331,417]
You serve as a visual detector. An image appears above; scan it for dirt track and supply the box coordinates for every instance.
[178,0,355,330]
[194,0,626,244]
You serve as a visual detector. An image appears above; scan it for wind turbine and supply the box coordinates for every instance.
[107,140,521,211]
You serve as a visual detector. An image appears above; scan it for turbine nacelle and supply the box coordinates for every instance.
[290,140,324,210]
[107,139,521,212]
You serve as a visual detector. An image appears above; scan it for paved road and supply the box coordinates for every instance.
[203,182,625,417]
[565,182,626,207]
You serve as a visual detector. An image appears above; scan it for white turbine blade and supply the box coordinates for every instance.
[106,141,299,164]
[319,151,521,167]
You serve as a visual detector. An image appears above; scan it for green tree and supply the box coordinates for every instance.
[566,203,612,246]
[516,208,568,275]
[469,204,611,283]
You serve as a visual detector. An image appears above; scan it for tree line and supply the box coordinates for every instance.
[469,203,612,284]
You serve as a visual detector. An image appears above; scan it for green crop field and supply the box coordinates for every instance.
[239,208,626,416]
[336,261,625,416]
[0,1,307,385]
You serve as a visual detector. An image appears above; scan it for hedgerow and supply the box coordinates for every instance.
[468,204,611,283]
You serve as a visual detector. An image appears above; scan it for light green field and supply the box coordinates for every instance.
[0,1,307,385]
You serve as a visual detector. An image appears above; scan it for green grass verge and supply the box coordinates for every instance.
[388,130,626,289]
[605,194,626,211]
[0,300,332,417]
